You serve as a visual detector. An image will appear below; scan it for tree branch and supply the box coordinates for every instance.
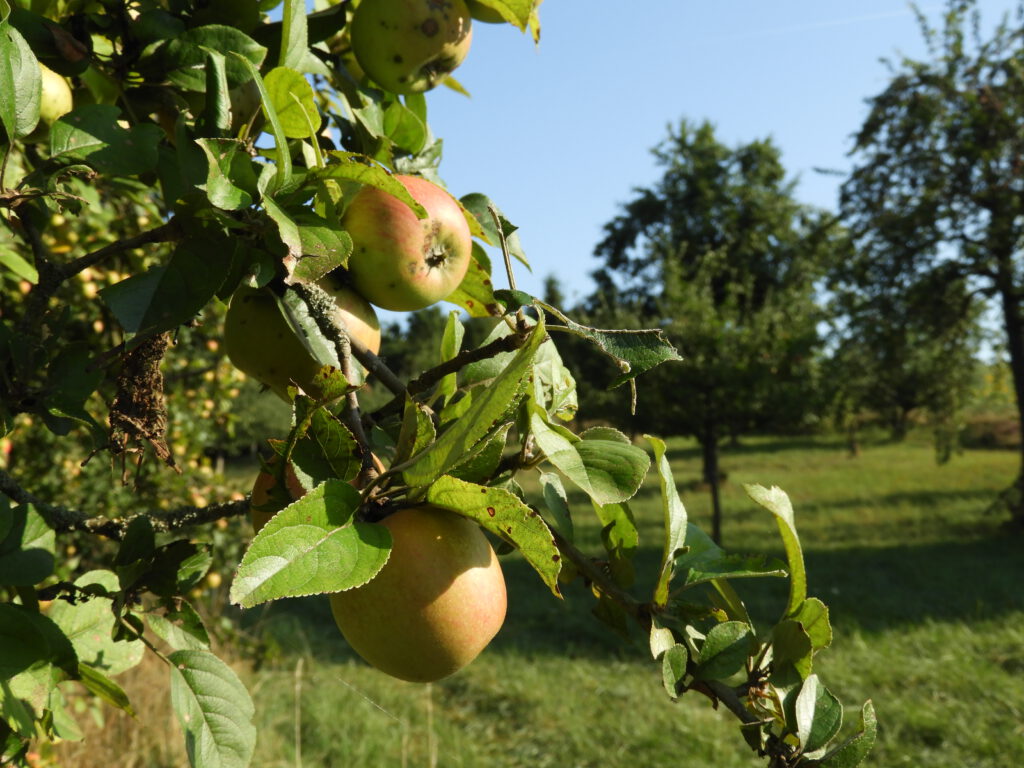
[0,465,250,540]
[58,217,183,280]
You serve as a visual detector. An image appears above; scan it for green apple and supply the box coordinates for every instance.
[38,63,73,126]
[329,505,506,682]
[224,279,381,401]
[350,0,473,94]
[249,457,305,534]
[466,0,506,23]
[342,174,472,311]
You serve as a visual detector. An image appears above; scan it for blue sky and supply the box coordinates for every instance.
[418,0,1018,307]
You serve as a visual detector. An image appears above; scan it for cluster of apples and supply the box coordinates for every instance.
[349,0,509,95]
[233,172,508,684]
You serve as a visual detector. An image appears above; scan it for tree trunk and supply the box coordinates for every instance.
[701,421,723,544]
[995,253,1024,529]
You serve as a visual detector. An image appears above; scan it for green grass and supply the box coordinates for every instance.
[236,434,1023,767]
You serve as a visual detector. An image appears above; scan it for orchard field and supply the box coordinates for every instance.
[54,433,1024,768]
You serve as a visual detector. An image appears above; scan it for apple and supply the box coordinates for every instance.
[249,457,305,534]
[350,0,473,94]
[37,63,73,128]
[224,278,381,401]
[466,0,506,23]
[342,174,472,311]
[329,505,506,682]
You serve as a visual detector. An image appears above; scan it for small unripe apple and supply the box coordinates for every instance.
[329,505,506,682]
[350,0,473,94]
[38,63,73,127]
[224,279,381,400]
[342,174,472,312]
[249,457,305,534]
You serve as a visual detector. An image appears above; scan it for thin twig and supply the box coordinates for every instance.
[370,320,533,422]
[58,217,182,279]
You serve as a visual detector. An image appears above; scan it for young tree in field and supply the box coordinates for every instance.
[589,120,833,543]
[840,0,1024,527]
[0,2,874,767]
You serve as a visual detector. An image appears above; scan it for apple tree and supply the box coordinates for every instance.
[0,1,875,767]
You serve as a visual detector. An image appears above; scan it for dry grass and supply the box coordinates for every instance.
[51,650,186,768]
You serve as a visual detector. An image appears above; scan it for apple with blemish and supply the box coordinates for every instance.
[329,505,506,682]
[342,174,472,311]
[350,0,474,94]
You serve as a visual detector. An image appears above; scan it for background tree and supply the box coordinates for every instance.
[824,267,984,458]
[587,120,833,542]
[839,0,1024,527]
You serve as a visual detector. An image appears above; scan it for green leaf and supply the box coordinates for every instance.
[50,105,163,176]
[661,643,689,698]
[0,603,77,695]
[382,99,427,154]
[744,484,806,618]
[315,153,427,218]
[795,674,844,756]
[538,301,682,388]
[772,619,813,682]
[200,49,231,136]
[0,504,55,586]
[147,603,210,652]
[0,19,40,140]
[649,618,675,659]
[0,245,38,284]
[196,138,258,210]
[292,213,353,281]
[592,499,637,587]
[279,0,308,70]
[394,396,436,466]
[792,597,832,653]
[814,700,877,768]
[231,53,291,193]
[426,475,562,596]
[538,472,573,542]
[448,422,512,484]
[469,0,537,30]
[695,621,754,681]
[47,571,144,676]
[439,310,465,401]
[459,193,529,267]
[162,25,266,91]
[402,317,543,487]
[229,480,391,608]
[168,650,256,768]
[100,238,232,337]
[679,552,787,588]
[265,67,320,139]
[530,405,650,506]
[77,664,134,716]
[307,409,362,483]
[646,436,687,606]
